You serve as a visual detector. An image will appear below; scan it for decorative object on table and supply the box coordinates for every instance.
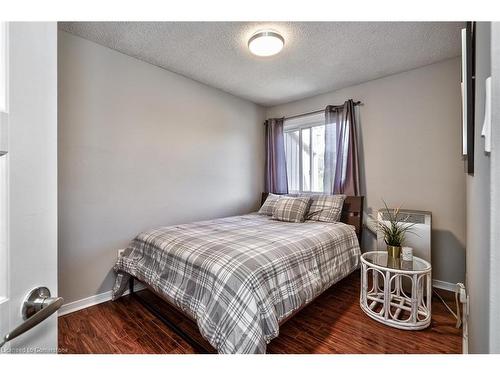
[376,208,432,263]
[360,251,432,330]
[402,246,413,261]
[375,200,416,258]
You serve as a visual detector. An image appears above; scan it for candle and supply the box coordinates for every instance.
[402,247,413,261]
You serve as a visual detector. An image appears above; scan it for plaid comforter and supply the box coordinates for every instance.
[112,213,360,354]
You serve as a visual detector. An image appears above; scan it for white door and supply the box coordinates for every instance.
[0,22,59,353]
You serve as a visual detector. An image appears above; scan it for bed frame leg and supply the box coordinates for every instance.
[127,276,210,354]
[129,276,134,295]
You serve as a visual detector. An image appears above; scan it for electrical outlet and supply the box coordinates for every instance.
[117,248,125,258]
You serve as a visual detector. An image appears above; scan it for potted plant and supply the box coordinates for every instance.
[377,201,416,258]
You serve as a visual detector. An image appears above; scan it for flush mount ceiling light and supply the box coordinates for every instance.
[248,30,284,57]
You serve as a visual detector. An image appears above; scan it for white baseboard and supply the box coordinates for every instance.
[432,279,458,292]
[59,278,458,317]
[58,282,145,317]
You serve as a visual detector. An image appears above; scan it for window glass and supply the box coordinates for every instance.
[283,112,328,193]
[301,128,310,191]
[311,125,325,192]
[284,130,300,192]
[284,113,328,193]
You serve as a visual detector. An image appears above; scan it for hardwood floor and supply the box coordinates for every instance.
[58,272,462,354]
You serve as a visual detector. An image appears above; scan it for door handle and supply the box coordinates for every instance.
[0,287,64,349]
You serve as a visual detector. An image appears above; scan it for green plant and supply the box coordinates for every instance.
[377,200,416,247]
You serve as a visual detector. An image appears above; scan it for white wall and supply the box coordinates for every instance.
[490,22,500,354]
[266,58,465,284]
[465,21,500,354]
[58,31,265,304]
[466,22,492,354]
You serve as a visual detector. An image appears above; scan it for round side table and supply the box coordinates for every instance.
[360,251,432,330]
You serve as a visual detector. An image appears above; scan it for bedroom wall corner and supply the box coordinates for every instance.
[57,30,266,305]
[265,58,466,286]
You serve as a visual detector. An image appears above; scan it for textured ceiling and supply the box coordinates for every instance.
[59,22,464,106]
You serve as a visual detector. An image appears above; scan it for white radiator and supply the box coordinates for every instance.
[376,209,432,263]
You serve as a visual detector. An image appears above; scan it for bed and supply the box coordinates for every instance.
[112,194,363,354]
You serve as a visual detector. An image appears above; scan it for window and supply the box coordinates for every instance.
[284,112,331,193]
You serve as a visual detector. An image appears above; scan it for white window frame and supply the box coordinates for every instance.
[284,112,325,193]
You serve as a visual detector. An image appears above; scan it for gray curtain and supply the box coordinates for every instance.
[323,100,360,196]
[264,117,288,194]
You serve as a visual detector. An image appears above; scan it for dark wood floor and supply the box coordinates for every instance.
[58,272,462,354]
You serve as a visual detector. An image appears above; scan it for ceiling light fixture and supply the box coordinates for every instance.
[248,30,284,57]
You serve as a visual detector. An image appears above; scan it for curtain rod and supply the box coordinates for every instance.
[283,101,362,121]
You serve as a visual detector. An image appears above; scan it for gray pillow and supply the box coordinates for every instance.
[306,194,346,223]
[272,196,311,223]
[258,193,281,216]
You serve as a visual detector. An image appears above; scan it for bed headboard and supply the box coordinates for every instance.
[260,193,364,242]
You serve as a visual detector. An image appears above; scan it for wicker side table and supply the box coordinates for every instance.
[360,251,432,330]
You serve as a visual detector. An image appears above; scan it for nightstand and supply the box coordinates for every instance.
[360,251,432,330]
